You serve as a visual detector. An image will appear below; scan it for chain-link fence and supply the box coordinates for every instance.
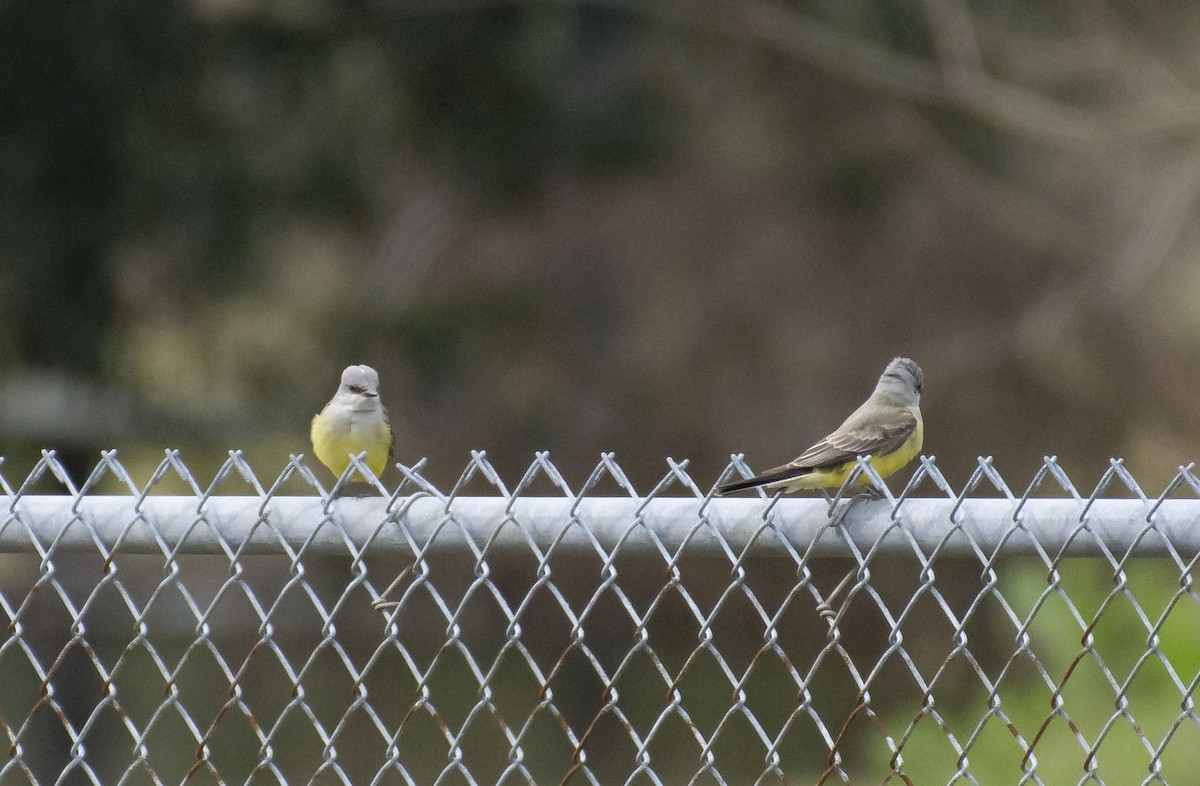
[3,450,1200,785]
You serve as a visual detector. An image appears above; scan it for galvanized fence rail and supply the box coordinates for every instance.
[3,450,1200,785]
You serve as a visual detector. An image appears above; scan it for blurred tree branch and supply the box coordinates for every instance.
[742,0,1200,147]
[380,0,1200,141]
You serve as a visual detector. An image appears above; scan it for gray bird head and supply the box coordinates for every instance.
[874,357,923,406]
[338,364,381,399]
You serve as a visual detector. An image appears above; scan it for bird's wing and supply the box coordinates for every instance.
[383,406,395,464]
[784,409,918,470]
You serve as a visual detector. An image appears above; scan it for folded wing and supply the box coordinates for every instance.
[716,410,917,494]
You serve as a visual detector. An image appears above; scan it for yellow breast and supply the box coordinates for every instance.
[310,411,392,480]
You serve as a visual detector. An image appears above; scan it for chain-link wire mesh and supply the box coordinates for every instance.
[3,449,1200,784]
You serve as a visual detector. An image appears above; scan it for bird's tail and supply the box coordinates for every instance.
[715,466,808,496]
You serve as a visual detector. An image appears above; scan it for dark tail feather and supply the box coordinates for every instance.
[715,466,809,495]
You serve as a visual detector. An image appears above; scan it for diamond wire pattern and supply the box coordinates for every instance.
[2,451,1200,783]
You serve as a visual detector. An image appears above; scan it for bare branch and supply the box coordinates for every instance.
[1108,150,1200,303]
[372,0,1200,146]
[923,0,984,87]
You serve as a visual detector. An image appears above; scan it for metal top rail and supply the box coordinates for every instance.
[5,495,1200,558]
[3,449,1200,559]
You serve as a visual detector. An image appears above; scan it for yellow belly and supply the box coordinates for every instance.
[310,413,392,480]
[771,416,924,492]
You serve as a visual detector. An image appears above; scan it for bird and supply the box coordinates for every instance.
[716,357,923,495]
[310,364,394,481]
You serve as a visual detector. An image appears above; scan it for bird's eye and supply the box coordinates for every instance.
[349,385,365,394]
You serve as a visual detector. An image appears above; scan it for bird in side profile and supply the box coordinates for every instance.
[716,357,924,495]
[310,364,394,481]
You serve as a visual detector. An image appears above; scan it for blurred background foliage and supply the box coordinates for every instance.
[5,0,1200,781]
[5,0,1200,491]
